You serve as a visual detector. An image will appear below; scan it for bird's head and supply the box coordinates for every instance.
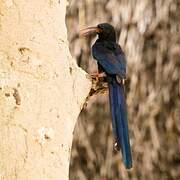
[80,23,116,42]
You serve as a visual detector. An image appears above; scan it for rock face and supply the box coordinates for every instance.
[0,0,91,179]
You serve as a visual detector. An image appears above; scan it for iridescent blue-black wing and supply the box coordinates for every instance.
[92,42,126,78]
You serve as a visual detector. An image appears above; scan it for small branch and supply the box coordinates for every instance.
[84,74,108,106]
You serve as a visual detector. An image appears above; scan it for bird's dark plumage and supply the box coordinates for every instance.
[81,23,132,169]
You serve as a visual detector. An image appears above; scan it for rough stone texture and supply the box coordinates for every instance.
[0,0,91,179]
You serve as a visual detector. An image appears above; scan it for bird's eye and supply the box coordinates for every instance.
[98,25,103,30]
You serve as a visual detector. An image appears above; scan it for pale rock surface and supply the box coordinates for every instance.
[0,0,91,179]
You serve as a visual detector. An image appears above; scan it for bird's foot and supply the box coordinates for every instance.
[91,72,107,79]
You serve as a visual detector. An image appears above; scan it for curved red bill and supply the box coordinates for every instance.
[79,27,102,36]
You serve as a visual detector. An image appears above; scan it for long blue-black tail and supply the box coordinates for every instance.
[108,76,132,169]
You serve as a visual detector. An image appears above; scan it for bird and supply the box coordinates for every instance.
[80,23,132,169]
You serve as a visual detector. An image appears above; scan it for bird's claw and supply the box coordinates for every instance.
[91,72,107,79]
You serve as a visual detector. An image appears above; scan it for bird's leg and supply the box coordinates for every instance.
[90,72,107,79]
